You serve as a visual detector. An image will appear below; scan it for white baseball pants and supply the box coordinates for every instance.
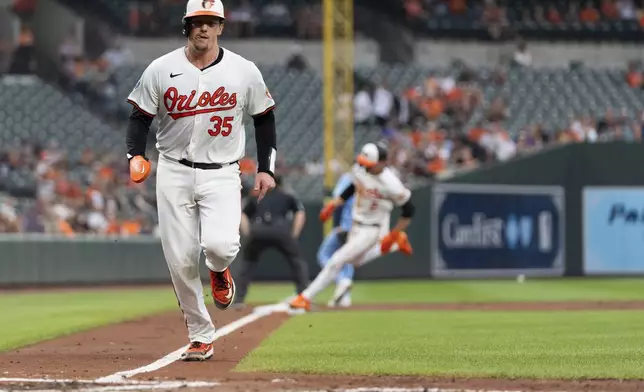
[156,154,242,343]
[302,223,384,301]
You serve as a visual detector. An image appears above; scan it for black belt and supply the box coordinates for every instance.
[178,159,238,170]
[353,219,380,227]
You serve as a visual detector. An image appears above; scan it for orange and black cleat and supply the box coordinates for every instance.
[210,267,236,310]
[289,294,311,311]
[180,341,213,361]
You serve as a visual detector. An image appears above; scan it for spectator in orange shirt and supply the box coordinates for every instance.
[626,62,642,88]
[628,73,643,88]
[121,218,142,236]
[106,218,121,235]
[600,0,619,19]
[547,5,563,24]
[422,97,444,120]
[12,0,36,20]
[468,122,487,143]
[449,0,467,15]
[58,219,75,237]
[404,0,424,20]
[579,2,600,23]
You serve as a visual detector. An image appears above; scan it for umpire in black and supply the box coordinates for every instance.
[234,175,308,305]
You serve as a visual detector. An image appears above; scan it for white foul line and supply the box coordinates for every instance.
[0,378,166,385]
[0,381,219,392]
[95,303,289,383]
[290,389,527,392]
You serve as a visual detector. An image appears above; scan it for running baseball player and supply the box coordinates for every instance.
[317,172,355,308]
[318,170,406,308]
[291,142,414,311]
[125,0,277,361]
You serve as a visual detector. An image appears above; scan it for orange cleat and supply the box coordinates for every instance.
[210,267,236,310]
[180,341,214,361]
[289,294,311,311]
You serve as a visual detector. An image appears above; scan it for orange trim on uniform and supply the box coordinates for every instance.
[185,10,225,19]
[127,99,155,118]
[356,154,377,168]
[252,105,276,117]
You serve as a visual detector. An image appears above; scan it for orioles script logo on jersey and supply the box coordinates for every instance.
[363,188,384,199]
[355,182,384,199]
[164,87,237,120]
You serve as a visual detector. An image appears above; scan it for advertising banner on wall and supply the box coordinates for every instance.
[583,187,644,275]
[431,184,565,278]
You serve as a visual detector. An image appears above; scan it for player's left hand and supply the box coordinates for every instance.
[254,172,276,202]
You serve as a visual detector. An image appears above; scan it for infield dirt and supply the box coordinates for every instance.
[2,300,644,392]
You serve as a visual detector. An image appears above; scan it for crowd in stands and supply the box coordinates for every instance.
[0,140,266,234]
[58,33,134,120]
[2,0,644,234]
[382,102,643,183]
[405,0,644,25]
[0,141,154,235]
[6,47,638,235]
[0,0,37,75]
[349,42,643,183]
[127,0,322,39]
[76,0,644,40]
[405,0,644,39]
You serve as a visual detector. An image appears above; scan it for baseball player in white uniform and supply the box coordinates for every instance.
[125,0,277,361]
[290,142,415,311]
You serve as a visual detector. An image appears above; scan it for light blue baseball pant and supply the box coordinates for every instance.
[318,172,356,283]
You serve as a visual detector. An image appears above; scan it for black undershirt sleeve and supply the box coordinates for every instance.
[340,184,356,201]
[400,199,415,218]
[126,107,153,159]
[253,110,277,177]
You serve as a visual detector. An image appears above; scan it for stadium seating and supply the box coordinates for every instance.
[0,77,123,158]
[4,63,642,201]
[0,76,124,203]
[356,64,644,136]
[59,0,644,42]
[68,0,305,37]
[411,0,643,41]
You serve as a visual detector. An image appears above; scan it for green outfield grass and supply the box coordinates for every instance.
[3,278,644,353]
[236,310,644,379]
[0,288,178,351]
[0,283,292,351]
[247,278,644,304]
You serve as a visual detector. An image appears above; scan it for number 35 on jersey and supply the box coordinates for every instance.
[126,47,275,164]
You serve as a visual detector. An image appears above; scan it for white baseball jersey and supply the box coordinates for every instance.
[127,47,275,164]
[350,164,411,225]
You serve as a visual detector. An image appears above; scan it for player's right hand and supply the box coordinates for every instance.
[129,155,151,183]
[319,201,338,222]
